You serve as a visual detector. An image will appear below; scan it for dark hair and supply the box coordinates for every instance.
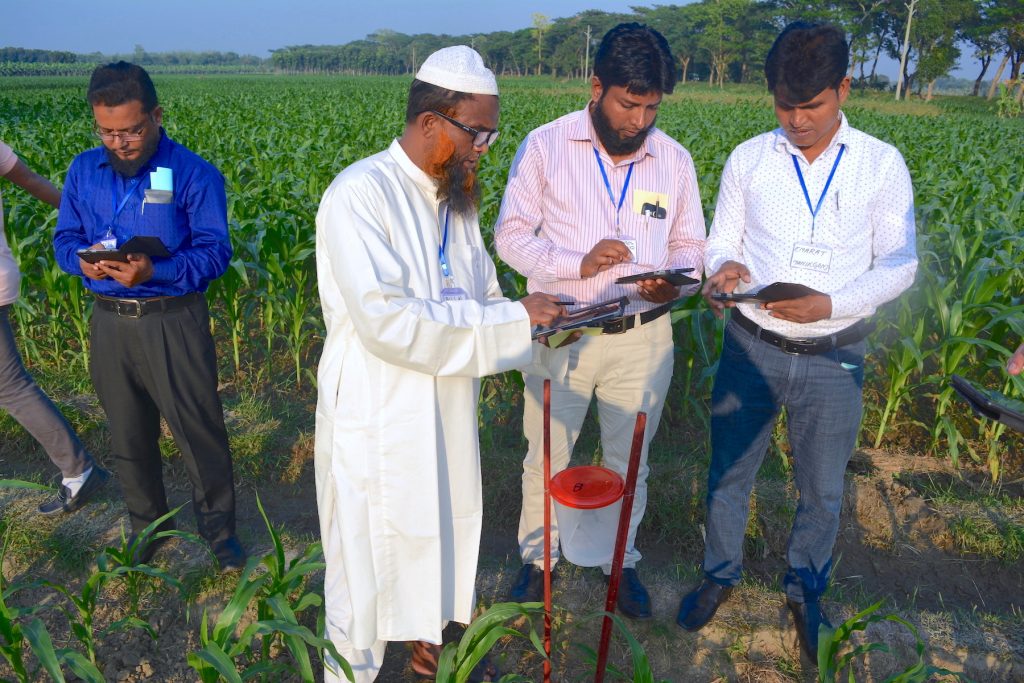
[405,79,475,123]
[765,22,849,103]
[593,23,677,96]
[87,61,158,112]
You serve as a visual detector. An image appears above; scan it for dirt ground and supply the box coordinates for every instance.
[2,445,1023,682]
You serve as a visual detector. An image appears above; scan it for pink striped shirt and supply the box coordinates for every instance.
[495,106,706,315]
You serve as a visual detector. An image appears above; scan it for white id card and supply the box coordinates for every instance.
[607,235,637,262]
[441,287,469,302]
[790,242,833,274]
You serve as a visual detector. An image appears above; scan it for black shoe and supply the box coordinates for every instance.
[606,568,652,620]
[212,536,247,573]
[37,466,110,515]
[787,598,832,661]
[676,578,733,631]
[507,563,546,603]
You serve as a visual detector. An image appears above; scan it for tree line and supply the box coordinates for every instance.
[269,0,1024,100]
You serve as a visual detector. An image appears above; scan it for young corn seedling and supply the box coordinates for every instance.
[435,601,547,683]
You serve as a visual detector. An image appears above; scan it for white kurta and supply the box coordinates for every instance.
[314,140,533,657]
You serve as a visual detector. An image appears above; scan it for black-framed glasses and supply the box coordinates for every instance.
[93,115,155,142]
[429,110,499,148]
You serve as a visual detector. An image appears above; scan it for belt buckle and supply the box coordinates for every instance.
[603,317,627,335]
[116,299,143,318]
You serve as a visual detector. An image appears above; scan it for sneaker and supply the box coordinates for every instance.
[37,466,110,515]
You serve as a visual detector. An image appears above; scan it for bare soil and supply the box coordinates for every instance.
[2,445,1022,682]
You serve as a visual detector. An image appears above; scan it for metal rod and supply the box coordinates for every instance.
[543,379,552,683]
[594,411,647,683]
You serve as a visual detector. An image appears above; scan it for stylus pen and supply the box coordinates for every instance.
[553,300,576,306]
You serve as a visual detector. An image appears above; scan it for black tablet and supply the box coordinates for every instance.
[615,268,698,287]
[77,249,130,264]
[950,374,1024,433]
[532,296,627,340]
[711,281,822,304]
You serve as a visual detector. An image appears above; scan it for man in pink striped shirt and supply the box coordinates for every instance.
[495,22,706,619]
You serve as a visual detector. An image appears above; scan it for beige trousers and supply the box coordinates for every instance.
[517,314,674,571]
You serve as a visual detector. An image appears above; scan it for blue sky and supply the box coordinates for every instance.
[1,0,974,79]
[1,0,638,57]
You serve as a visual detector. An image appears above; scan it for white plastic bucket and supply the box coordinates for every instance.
[550,466,625,567]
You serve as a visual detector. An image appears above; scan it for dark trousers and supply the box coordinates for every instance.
[89,294,236,545]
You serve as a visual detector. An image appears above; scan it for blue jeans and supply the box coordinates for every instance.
[702,317,865,603]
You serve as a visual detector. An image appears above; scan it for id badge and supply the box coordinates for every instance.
[790,242,832,274]
[607,235,637,262]
[441,287,469,302]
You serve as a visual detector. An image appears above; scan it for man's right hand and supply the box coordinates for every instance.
[580,239,632,278]
[702,260,750,319]
[1008,342,1024,376]
[520,293,566,328]
[79,242,108,280]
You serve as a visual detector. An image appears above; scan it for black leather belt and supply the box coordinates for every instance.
[602,301,674,335]
[732,309,873,355]
[93,292,203,318]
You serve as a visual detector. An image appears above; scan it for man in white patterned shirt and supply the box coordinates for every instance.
[495,23,706,619]
[677,22,917,660]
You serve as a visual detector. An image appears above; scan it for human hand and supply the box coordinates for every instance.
[96,253,153,288]
[763,294,832,324]
[1008,343,1024,376]
[635,277,680,304]
[520,292,566,328]
[580,239,632,278]
[80,242,109,280]
[702,260,750,318]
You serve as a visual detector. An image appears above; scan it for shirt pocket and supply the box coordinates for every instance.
[138,202,183,253]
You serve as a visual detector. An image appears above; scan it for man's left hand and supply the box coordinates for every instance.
[635,278,680,304]
[764,294,831,324]
[96,253,153,288]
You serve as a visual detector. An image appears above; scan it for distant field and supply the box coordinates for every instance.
[1,74,1022,475]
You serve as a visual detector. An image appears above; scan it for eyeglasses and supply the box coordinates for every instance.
[93,115,154,142]
[429,110,499,148]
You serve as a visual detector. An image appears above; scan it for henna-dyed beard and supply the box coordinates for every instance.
[428,129,480,218]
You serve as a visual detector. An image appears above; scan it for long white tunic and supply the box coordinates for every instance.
[314,140,532,651]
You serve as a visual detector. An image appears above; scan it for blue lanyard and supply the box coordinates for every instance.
[110,175,146,226]
[791,143,845,239]
[437,207,452,279]
[593,148,634,228]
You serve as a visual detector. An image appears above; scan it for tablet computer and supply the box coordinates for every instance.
[616,268,698,287]
[951,374,1024,433]
[532,296,628,340]
[77,249,130,264]
[77,236,172,264]
[712,282,822,304]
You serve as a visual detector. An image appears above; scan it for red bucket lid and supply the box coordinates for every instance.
[550,466,624,509]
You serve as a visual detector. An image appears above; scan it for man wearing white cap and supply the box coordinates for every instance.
[314,46,563,682]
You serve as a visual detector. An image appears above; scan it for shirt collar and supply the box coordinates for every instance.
[773,111,850,158]
[387,139,440,201]
[95,129,172,177]
[568,104,657,165]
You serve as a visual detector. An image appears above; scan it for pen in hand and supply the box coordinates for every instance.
[553,300,576,306]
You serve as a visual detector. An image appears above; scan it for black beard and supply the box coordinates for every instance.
[105,135,159,178]
[435,153,480,218]
[590,97,653,157]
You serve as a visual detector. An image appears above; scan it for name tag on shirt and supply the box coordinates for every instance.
[441,287,469,302]
[606,235,637,262]
[790,242,833,274]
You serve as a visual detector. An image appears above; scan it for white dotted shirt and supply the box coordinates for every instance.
[704,113,918,338]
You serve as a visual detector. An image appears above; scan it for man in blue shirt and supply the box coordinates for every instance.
[53,62,244,571]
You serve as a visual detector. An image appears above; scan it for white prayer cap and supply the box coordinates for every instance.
[415,46,498,96]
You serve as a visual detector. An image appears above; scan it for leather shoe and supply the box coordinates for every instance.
[787,598,832,661]
[127,529,174,565]
[676,578,733,631]
[507,563,547,603]
[212,536,247,573]
[37,466,110,515]
[607,567,652,620]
